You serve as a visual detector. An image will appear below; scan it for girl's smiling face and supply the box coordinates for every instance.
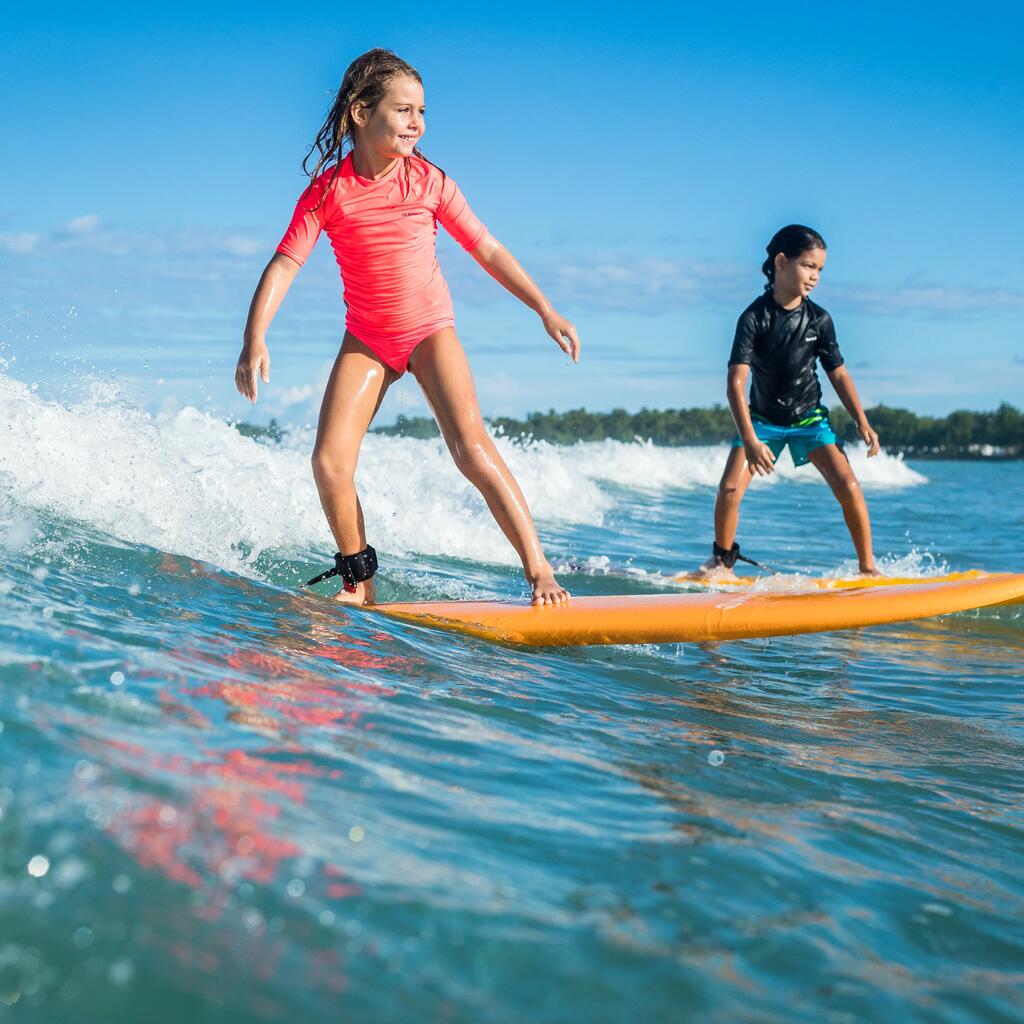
[775,246,827,299]
[351,75,425,160]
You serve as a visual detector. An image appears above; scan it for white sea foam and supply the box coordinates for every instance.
[557,437,926,490]
[0,372,926,576]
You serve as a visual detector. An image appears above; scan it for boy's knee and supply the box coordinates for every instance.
[834,474,861,502]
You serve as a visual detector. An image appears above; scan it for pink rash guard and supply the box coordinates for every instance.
[276,154,488,372]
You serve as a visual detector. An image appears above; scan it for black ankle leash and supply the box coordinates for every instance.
[713,541,772,573]
[304,545,378,593]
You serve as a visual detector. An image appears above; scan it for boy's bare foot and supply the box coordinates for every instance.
[331,579,376,605]
[858,565,881,577]
[694,556,739,582]
[529,566,570,606]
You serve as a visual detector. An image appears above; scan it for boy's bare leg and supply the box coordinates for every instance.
[694,448,755,577]
[808,445,878,575]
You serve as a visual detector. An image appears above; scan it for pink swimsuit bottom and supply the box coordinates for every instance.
[345,317,454,374]
[276,154,488,374]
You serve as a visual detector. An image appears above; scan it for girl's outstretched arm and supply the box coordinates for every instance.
[727,364,776,476]
[235,253,301,403]
[827,366,879,456]
[470,234,580,362]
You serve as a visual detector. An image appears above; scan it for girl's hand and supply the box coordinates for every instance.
[541,311,580,363]
[743,439,776,476]
[235,338,270,403]
[859,422,880,457]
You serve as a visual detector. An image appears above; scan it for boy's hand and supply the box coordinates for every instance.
[859,423,880,457]
[235,339,270,403]
[541,311,580,363]
[743,439,776,476]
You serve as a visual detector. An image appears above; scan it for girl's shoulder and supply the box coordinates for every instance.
[302,157,358,206]
[406,154,450,198]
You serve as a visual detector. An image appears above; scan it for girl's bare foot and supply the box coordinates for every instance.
[331,578,376,605]
[858,565,881,577]
[529,566,570,606]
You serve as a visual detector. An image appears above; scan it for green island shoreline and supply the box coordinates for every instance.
[239,403,1023,460]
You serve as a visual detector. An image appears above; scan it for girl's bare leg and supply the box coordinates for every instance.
[311,332,397,605]
[408,328,568,606]
[808,445,878,574]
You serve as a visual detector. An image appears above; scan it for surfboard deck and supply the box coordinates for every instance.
[373,572,1024,647]
[672,568,987,590]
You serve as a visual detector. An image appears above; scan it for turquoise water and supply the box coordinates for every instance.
[1,371,1022,1022]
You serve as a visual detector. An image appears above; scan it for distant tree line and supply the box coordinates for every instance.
[372,403,1023,458]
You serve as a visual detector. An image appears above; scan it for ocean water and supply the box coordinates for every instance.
[1,370,1022,1023]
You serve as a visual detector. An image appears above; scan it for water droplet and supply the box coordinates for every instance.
[108,959,134,987]
[33,567,49,582]
[54,858,88,889]
[72,927,94,948]
[112,874,132,893]
[41,607,54,619]
[242,908,264,932]
[319,909,335,926]
[127,583,141,597]
[27,855,50,877]
[109,671,125,686]
[348,826,365,843]
[286,878,305,898]
[707,750,725,767]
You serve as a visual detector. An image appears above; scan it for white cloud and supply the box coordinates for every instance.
[64,214,100,234]
[829,283,1024,316]
[1,232,42,253]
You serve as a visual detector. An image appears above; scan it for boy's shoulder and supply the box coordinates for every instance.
[805,297,833,326]
[738,292,772,328]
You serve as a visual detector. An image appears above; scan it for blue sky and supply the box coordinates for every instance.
[2,1,1022,424]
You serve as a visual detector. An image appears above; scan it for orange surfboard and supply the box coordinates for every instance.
[672,569,987,590]
[374,572,1024,647]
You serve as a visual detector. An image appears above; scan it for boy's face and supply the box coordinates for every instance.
[776,247,827,298]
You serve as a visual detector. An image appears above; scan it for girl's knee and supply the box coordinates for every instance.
[311,445,356,486]
[451,434,496,480]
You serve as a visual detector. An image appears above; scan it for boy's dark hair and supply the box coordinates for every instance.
[762,225,827,289]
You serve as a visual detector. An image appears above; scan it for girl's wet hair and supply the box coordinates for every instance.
[761,225,827,289]
[303,49,425,205]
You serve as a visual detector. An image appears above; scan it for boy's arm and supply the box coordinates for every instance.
[470,234,580,362]
[827,365,880,456]
[727,364,776,476]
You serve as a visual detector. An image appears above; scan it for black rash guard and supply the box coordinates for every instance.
[728,293,844,426]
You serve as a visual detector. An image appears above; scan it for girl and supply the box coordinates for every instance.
[699,225,881,577]
[235,49,579,606]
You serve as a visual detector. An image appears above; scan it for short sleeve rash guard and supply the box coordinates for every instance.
[275,154,487,362]
[728,293,844,425]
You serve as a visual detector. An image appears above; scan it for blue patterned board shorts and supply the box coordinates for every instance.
[731,406,841,467]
